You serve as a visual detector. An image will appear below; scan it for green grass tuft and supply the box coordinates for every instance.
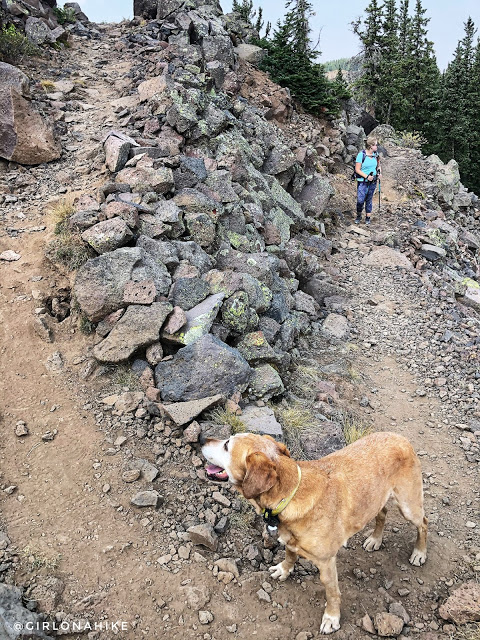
[207,408,246,433]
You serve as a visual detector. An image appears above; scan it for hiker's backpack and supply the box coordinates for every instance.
[351,149,378,181]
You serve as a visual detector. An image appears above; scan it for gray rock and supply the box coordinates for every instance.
[234,43,265,64]
[136,235,180,271]
[187,523,218,551]
[93,302,172,363]
[248,364,285,400]
[131,491,162,508]
[155,334,251,402]
[166,101,199,134]
[69,210,99,231]
[25,17,52,45]
[129,458,159,482]
[419,244,446,261]
[297,174,335,217]
[0,583,53,639]
[161,394,223,426]
[81,218,133,254]
[104,135,131,173]
[0,62,29,97]
[133,0,157,18]
[198,610,214,624]
[173,240,213,273]
[0,86,60,164]
[374,612,404,637]
[163,292,225,345]
[116,166,174,194]
[202,35,234,67]
[74,247,168,322]
[304,277,343,305]
[170,277,210,310]
[300,421,346,459]
[63,2,89,21]
[321,313,350,342]
[388,602,411,624]
[240,405,283,438]
[236,331,281,365]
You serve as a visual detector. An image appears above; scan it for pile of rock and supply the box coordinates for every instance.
[1,0,93,47]
[68,0,350,407]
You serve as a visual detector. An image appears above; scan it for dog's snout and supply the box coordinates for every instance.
[199,432,206,447]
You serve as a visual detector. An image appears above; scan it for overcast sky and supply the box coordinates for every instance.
[63,0,479,70]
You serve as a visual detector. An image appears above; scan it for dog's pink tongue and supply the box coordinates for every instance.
[206,464,224,474]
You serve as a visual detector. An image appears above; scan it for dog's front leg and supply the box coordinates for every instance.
[269,545,298,581]
[315,556,341,634]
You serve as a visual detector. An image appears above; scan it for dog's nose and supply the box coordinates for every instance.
[199,432,206,446]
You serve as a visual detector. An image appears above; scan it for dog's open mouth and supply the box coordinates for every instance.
[205,464,228,482]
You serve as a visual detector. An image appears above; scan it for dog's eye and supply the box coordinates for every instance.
[223,439,229,451]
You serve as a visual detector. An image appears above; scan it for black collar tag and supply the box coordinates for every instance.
[263,509,280,531]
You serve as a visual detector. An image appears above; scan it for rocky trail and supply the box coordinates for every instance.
[0,17,479,640]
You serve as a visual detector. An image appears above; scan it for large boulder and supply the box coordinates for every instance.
[133,0,158,18]
[74,247,170,323]
[0,583,53,639]
[25,17,52,45]
[0,87,60,165]
[0,62,29,96]
[94,302,172,363]
[234,43,265,65]
[155,334,251,402]
[297,174,335,217]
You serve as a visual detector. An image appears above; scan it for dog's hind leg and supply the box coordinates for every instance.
[269,546,298,581]
[393,466,428,566]
[363,505,388,552]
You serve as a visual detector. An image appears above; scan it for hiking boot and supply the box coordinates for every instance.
[365,217,371,226]
[355,216,362,224]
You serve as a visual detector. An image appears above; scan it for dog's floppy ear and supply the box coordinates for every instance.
[263,435,291,458]
[242,452,278,499]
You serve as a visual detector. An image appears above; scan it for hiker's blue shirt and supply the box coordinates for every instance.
[356,151,378,180]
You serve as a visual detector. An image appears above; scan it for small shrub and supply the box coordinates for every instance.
[45,232,91,271]
[340,411,372,445]
[40,79,55,92]
[289,364,319,400]
[79,314,94,335]
[274,403,317,459]
[208,408,246,434]
[112,365,142,390]
[395,130,427,150]
[48,196,75,234]
[0,24,39,63]
[53,7,77,25]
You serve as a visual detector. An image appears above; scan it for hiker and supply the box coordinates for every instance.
[355,136,381,225]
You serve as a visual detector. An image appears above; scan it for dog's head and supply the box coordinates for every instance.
[201,432,290,499]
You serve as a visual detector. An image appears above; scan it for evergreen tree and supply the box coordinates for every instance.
[332,68,352,101]
[436,19,477,187]
[352,0,384,113]
[376,0,400,123]
[258,0,339,115]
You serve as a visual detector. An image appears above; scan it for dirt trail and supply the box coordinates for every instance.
[0,27,478,640]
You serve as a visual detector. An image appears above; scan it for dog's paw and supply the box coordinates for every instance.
[320,613,341,635]
[363,535,382,552]
[409,548,427,566]
[269,562,292,581]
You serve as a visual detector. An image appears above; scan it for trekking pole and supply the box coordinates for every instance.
[378,176,381,213]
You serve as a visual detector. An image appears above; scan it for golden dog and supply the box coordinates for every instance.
[201,431,427,634]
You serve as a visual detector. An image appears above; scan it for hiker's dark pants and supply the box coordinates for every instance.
[357,180,377,215]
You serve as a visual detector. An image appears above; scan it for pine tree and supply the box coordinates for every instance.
[376,0,400,123]
[258,0,339,116]
[332,68,351,101]
[436,19,477,187]
[352,0,385,113]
